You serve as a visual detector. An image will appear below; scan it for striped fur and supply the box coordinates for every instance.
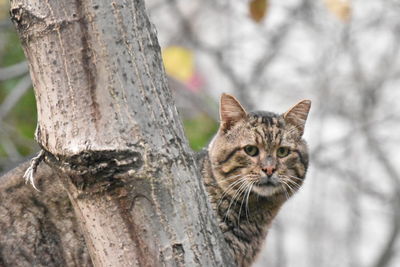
[199,94,311,267]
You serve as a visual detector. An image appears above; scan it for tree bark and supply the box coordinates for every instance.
[2,0,233,266]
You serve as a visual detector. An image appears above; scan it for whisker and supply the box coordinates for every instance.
[279,175,303,193]
[286,179,301,190]
[281,176,302,190]
[238,181,252,224]
[284,180,296,195]
[286,175,304,181]
[223,179,249,222]
[278,175,299,191]
[281,177,296,192]
[217,177,247,208]
[245,181,255,222]
[279,180,291,200]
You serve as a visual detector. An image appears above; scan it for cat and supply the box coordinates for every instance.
[0,93,310,267]
[199,93,311,267]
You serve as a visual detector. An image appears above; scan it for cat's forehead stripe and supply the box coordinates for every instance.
[248,112,284,145]
[254,128,264,144]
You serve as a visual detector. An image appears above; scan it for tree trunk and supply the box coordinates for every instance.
[2,0,233,266]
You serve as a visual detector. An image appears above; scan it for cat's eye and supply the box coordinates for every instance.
[276,147,290,158]
[244,145,259,156]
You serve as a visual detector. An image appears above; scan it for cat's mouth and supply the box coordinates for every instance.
[257,176,279,187]
[252,179,281,197]
[258,181,276,187]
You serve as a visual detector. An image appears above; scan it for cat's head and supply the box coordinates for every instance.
[209,93,311,198]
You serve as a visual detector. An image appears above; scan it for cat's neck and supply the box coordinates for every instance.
[211,174,284,232]
[200,151,285,266]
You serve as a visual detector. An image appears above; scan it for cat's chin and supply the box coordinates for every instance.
[251,184,282,197]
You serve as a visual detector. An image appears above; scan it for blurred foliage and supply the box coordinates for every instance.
[0,25,217,165]
[0,26,37,163]
[184,115,218,151]
[1,32,26,66]
[7,89,37,139]
[162,45,216,148]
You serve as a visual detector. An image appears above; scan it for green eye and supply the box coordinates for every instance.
[277,147,290,158]
[244,145,259,156]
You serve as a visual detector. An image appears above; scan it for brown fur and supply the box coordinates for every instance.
[199,94,311,267]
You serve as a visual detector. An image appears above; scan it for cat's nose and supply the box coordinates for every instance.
[262,165,276,176]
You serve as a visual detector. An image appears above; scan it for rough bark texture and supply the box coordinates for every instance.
[3,0,234,266]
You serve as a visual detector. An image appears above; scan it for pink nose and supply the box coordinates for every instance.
[263,166,276,176]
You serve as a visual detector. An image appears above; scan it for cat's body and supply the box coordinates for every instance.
[0,93,310,267]
[199,94,311,267]
[200,151,283,266]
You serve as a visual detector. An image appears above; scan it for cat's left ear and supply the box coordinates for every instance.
[283,100,311,136]
[220,93,247,131]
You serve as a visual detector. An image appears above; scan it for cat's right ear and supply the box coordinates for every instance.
[220,93,247,131]
[283,99,311,136]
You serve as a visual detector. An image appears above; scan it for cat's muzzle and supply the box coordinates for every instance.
[259,175,279,187]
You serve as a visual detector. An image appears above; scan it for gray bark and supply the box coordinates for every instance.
[1,0,233,266]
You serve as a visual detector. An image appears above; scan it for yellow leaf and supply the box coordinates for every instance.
[162,46,194,82]
[249,0,268,23]
[324,0,351,22]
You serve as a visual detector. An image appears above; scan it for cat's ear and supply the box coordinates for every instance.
[220,93,247,131]
[283,100,311,136]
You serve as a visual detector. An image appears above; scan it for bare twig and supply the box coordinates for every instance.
[23,149,44,191]
[0,61,29,81]
[0,74,32,121]
[0,134,22,161]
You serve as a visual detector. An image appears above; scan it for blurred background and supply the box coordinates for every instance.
[1,0,400,266]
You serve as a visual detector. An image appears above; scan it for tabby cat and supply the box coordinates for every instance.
[199,93,311,267]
